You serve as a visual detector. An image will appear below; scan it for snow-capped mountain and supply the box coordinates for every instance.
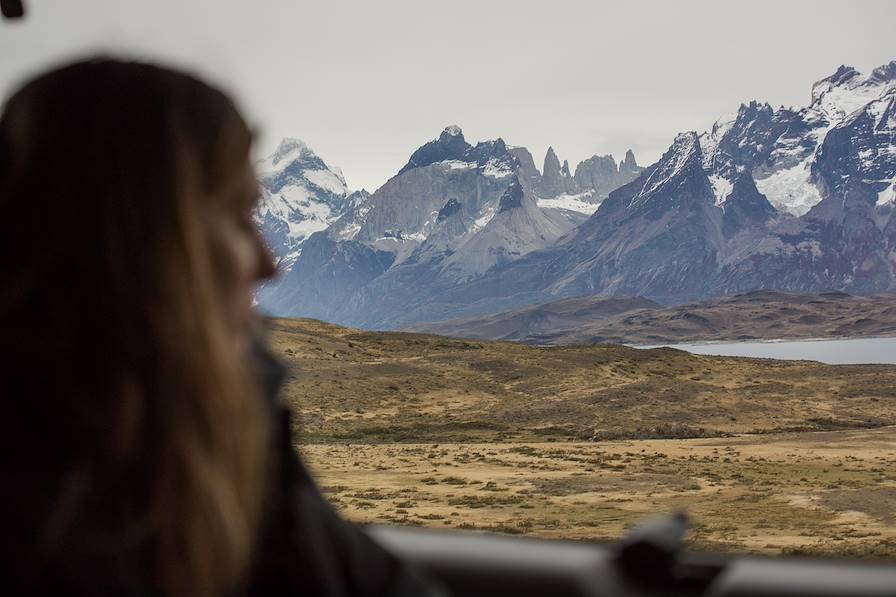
[254,138,362,272]
[414,60,896,321]
[256,126,641,323]
[700,62,896,217]
[256,60,895,329]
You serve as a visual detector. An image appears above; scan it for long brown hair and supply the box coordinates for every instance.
[0,58,269,596]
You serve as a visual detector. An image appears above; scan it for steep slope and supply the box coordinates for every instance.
[442,178,585,277]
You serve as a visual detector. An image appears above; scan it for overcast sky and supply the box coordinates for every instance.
[2,0,895,191]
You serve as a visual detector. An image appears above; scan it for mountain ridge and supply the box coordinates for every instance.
[407,291,896,346]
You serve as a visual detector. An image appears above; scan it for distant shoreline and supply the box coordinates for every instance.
[629,334,896,366]
[630,332,896,349]
[414,292,896,349]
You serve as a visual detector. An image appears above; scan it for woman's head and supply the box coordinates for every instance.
[0,58,274,595]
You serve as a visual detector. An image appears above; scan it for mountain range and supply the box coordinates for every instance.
[255,126,642,319]
[256,60,896,329]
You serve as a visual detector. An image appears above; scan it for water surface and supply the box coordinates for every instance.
[641,337,896,365]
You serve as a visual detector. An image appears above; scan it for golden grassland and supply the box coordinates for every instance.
[268,318,896,557]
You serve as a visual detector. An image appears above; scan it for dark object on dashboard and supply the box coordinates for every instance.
[617,511,689,581]
[1,0,25,19]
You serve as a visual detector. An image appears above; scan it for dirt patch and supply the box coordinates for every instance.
[820,488,896,524]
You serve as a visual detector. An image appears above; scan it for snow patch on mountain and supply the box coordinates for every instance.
[470,204,498,233]
[708,174,733,206]
[754,158,822,216]
[537,191,599,214]
[877,183,896,206]
[811,63,896,122]
[482,158,514,179]
[303,168,349,195]
[442,160,477,171]
[257,137,309,173]
[699,114,736,170]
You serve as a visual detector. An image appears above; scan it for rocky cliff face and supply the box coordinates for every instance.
[573,150,644,199]
[537,146,644,202]
[539,146,580,196]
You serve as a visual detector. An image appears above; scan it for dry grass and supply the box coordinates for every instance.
[269,318,896,443]
[302,431,896,558]
[268,318,896,557]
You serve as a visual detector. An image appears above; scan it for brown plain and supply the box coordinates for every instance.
[269,318,896,558]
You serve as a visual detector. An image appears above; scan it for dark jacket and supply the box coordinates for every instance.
[1,337,445,597]
[246,337,446,597]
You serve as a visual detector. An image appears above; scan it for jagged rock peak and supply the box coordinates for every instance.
[633,132,702,200]
[469,137,507,157]
[539,146,579,195]
[671,131,702,155]
[497,177,524,212]
[441,124,464,140]
[398,125,472,175]
[824,64,861,84]
[869,60,896,85]
[544,146,560,168]
[261,137,315,169]
[346,189,370,206]
[574,155,617,182]
[257,137,341,196]
[622,149,638,170]
[811,65,861,103]
[808,61,896,121]
[561,160,571,177]
[737,100,774,116]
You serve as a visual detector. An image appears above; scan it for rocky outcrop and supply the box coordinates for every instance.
[619,149,641,179]
[397,125,470,175]
[539,147,573,196]
[573,151,643,199]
